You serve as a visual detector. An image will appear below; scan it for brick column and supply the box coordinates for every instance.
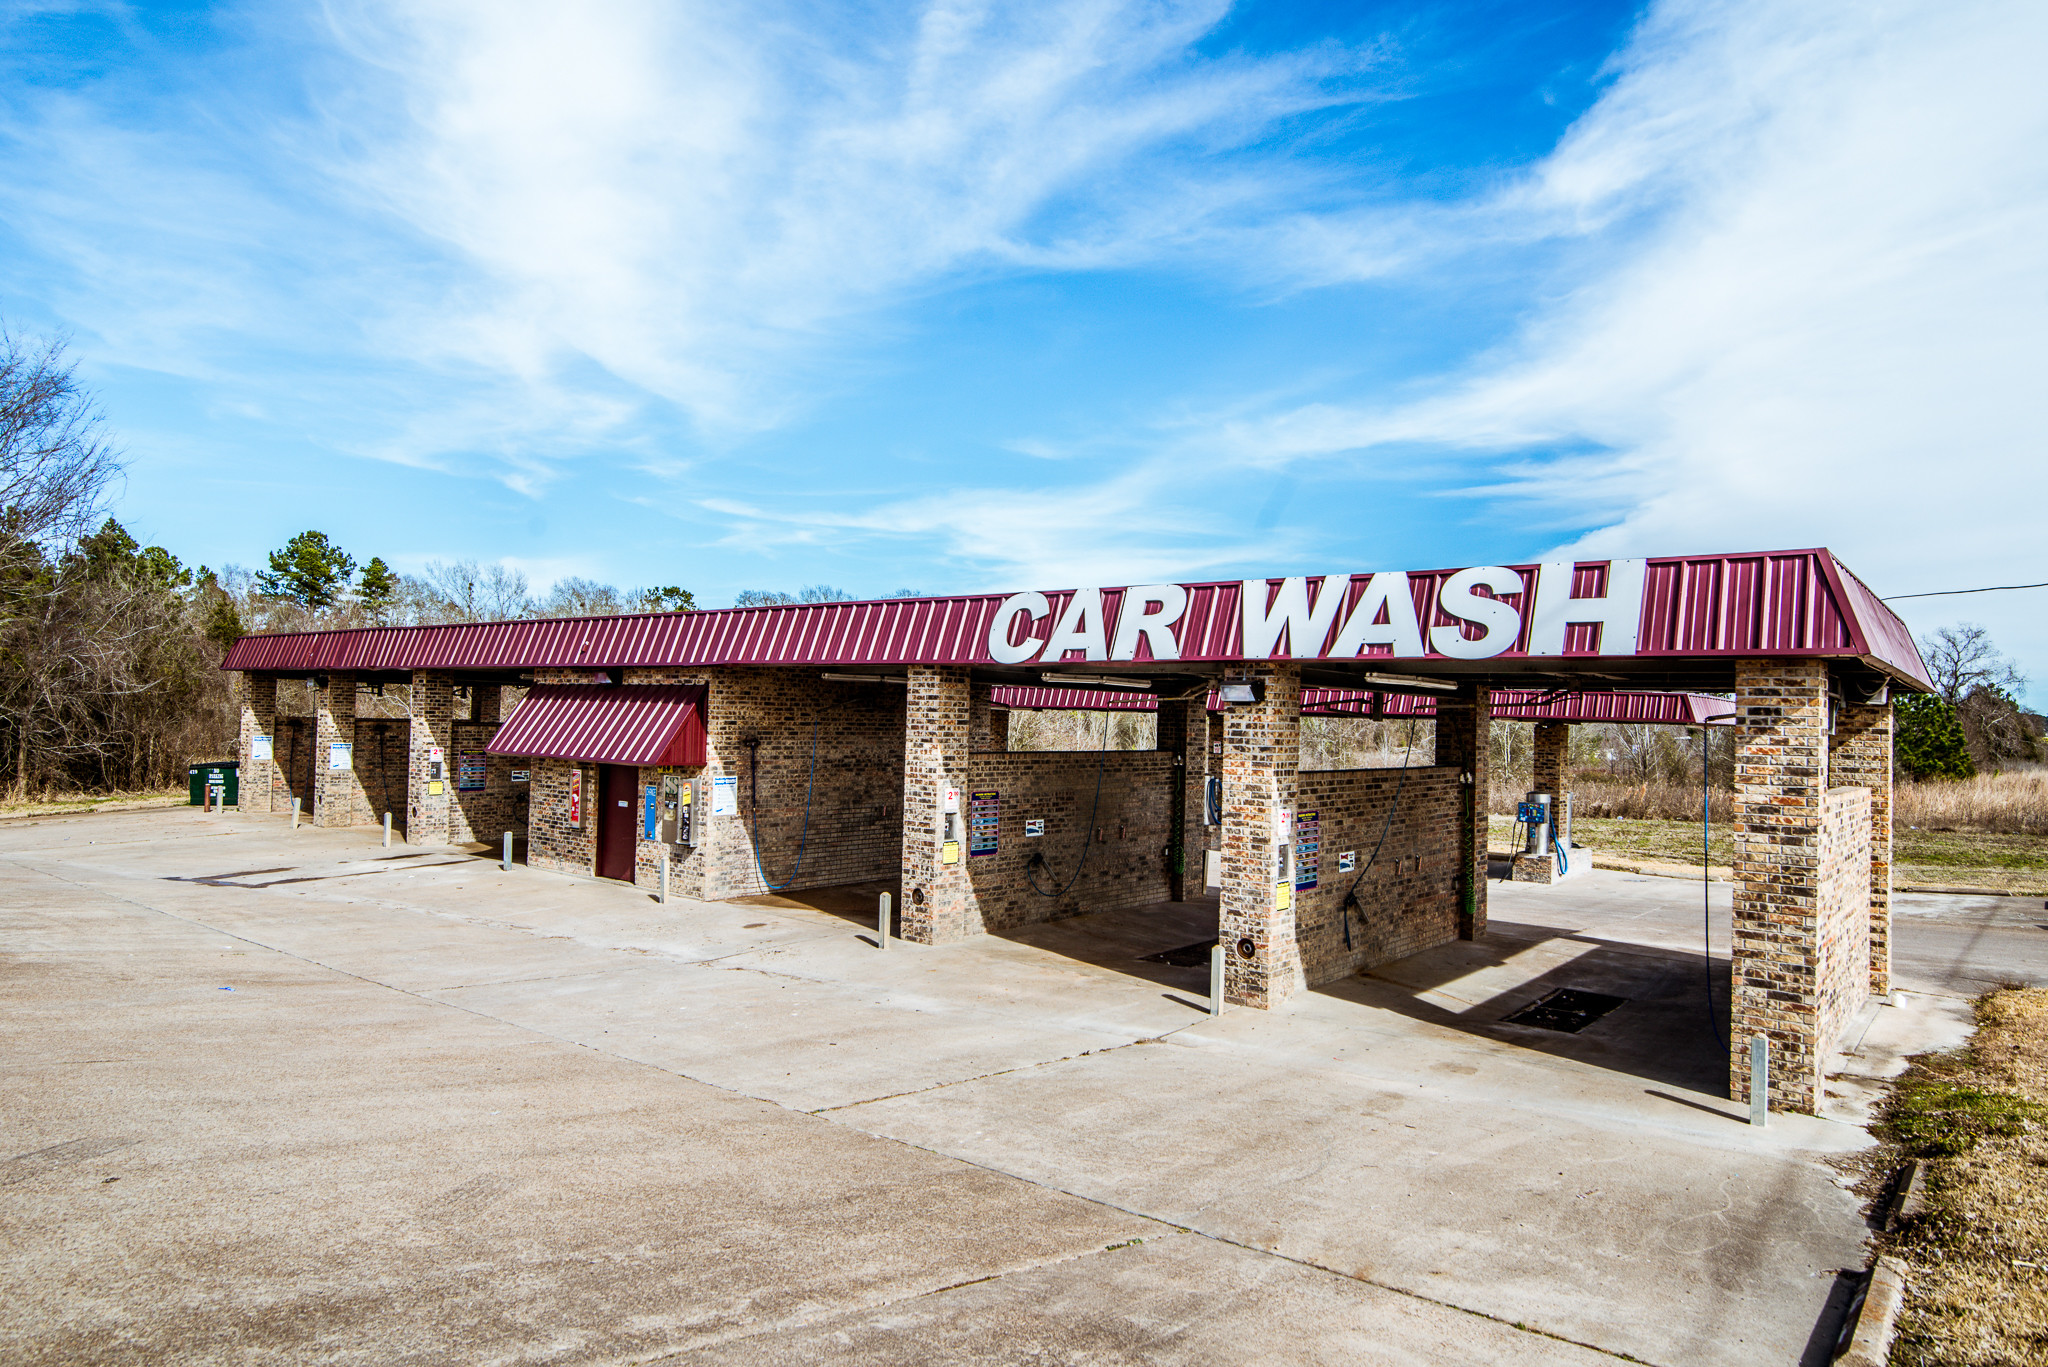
[1831,696,1894,997]
[1434,687,1491,940]
[312,673,364,827]
[968,682,998,751]
[1157,697,1206,902]
[901,665,975,944]
[235,674,277,812]
[409,671,455,845]
[1219,662,1301,1008]
[1731,657,1832,1114]
[1532,722,1568,801]
[473,684,502,725]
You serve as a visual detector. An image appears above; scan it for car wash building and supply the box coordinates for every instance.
[221,547,1929,1115]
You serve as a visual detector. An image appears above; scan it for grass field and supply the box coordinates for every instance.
[1488,815,2048,894]
[1873,988,2048,1365]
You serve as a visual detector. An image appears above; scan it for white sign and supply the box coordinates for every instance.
[250,735,272,763]
[510,768,530,783]
[711,776,738,816]
[328,742,352,770]
[984,561,1646,666]
[1025,818,1045,838]
[1337,851,1357,874]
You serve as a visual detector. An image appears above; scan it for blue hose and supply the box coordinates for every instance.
[1550,813,1569,876]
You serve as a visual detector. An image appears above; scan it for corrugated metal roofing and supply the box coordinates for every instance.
[486,685,707,767]
[995,685,1735,725]
[221,547,1930,688]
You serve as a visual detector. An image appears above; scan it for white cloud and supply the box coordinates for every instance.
[1195,0,2048,688]
[320,0,1368,433]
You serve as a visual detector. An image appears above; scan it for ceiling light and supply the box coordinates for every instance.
[1358,671,1457,692]
[821,672,908,683]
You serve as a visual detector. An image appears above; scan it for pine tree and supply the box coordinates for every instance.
[256,531,355,609]
[1895,692,1976,780]
[357,556,399,623]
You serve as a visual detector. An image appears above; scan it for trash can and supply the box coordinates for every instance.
[188,761,239,806]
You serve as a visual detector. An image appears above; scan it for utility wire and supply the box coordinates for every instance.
[1883,580,2048,601]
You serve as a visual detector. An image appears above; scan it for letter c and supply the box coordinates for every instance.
[987,591,1051,663]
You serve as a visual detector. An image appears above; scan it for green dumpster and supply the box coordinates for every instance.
[188,762,239,807]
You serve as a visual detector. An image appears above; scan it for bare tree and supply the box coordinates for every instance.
[536,576,626,618]
[1920,623,2024,706]
[407,560,533,623]
[0,328,121,565]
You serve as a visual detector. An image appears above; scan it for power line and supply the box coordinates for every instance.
[1883,580,2048,602]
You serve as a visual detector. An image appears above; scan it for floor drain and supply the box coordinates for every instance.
[1140,939,1218,967]
[1502,988,1628,1033]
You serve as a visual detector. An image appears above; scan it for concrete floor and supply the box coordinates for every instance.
[0,808,2012,1365]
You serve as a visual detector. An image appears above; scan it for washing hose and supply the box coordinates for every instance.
[1026,712,1111,899]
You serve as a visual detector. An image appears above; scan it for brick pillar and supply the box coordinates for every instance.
[312,673,364,827]
[1434,687,1491,940]
[901,665,975,944]
[1157,697,1206,902]
[1532,722,1568,797]
[1219,662,1301,1008]
[473,684,502,725]
[409,671,455,845]
[968,683,998,751]
[1731,657,1831,1114]
[1831,696,1894,997]
[236,674,277,813]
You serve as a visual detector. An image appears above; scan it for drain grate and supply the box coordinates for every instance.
[1140,939,1218,967]
[1502,988,1628,1034]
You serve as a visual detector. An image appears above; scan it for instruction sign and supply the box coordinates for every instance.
[457,752,487,792]
[1337,850,1357,874]
[250,735,272,763]
[1024,818,1044,838]
[711,775,738,816]
[969,790,1000,857]
[328,741,352,770]
[510,768,530,783]
[644,784,658,839]
[1295,810,1320,891]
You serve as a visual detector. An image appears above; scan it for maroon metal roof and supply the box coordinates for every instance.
[221,547,1930,689]
[486,685,706,767]
[995,685,1735,725]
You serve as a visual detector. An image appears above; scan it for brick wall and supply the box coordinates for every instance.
[235,674,279,813]
[528,758,595,877]
[958,750,1175,932]
[902,666,972,942]
[449,721,525,846]
[408,671,456,845]
[1433,690,1490,941]
[1293,766,1462,985]
[1817,786,1873,1061]
[1830,700,1894,994]
[1730,657,1870,1114]
[350,719,409,827]
[313,674,372,828]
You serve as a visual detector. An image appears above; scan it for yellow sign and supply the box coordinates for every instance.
[428,781,444,796]
[1275,881,1291,910]
[942,840,961,866]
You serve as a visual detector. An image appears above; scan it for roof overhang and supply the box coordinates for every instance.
[486,685,706,767]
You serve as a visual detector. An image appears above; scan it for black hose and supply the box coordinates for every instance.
[1026,713,1111,899]
[1342,724,1417,949]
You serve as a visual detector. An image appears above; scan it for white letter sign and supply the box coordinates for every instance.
[1110,584,1188,661]
[1042,587,1109,661]
[1328,571,1425,658]
[1429,566,1525,659]
[987,591,1051,664]
[1241,576,1350,659]
[1526,559,1646,656]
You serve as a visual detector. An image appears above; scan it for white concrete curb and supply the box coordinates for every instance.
[1837,1256,1908,1367]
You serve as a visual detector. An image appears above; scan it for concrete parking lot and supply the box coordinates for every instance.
[1,807,2012,1365]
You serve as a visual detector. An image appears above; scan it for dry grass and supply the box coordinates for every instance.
[1879,989,2048,1366]
[0,787,188,820]
[1900,770,2048,836]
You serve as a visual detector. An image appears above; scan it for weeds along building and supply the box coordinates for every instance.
[223,547,1930,1115]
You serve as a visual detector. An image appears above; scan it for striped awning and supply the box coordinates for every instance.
[486,685,707,766]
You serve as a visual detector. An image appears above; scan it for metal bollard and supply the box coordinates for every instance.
[291,797,301,831]
[383,811,392,848]
[1750,1036,1769,1127]
[1210,943,1225,1016]
[502,831,513,872]
[659,857,670,905]
[878,892,891,948]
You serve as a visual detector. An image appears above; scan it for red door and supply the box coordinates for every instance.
[596,765,638,882]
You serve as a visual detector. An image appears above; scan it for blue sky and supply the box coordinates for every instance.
[3,0,2045,698]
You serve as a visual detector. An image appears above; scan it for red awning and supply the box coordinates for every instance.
[486,685,706,767]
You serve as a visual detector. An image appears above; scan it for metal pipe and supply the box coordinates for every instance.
[502,830,513,872]
[1750,1036,1769,1126]
[291,797,301,831]
[1210,943,1224,1016]
[878,892,891,948]
[660,856,670,905]
[383,811,392,848]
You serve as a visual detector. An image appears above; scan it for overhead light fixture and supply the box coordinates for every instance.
[1358,671,1457,692]
[1217,680,1263,704]
[821,672,908,684]
[1041,672,1150,690]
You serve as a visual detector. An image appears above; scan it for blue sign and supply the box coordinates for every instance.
[644,784,658,840]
